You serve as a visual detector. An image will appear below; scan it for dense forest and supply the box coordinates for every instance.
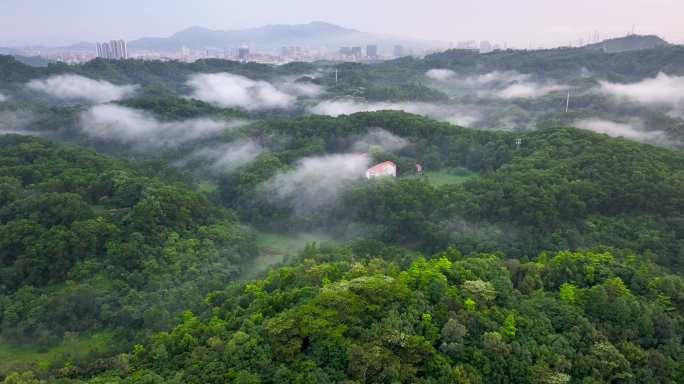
[101,243,684,384]
[1,41,684,382]
[0,135,257,377]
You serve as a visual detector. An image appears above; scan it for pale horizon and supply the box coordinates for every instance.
[1,0,683,48]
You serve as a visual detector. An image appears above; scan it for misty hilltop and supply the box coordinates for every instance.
[128,21,442,52]
[585,34,669,53]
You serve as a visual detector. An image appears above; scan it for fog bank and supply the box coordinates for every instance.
[27,75,137,103]
[187,73,297,110]
[265,153,370,214]
[575,118,670,144]
[177,140,263,173]
[80,104,241,148]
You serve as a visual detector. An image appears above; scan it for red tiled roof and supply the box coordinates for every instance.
[368,161,396,172]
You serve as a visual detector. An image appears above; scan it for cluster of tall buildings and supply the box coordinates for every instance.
[96,40,129,60]
[336,45,410,60]
[454,40,501,53]
[338,44,385,60]
[238,47,250,61]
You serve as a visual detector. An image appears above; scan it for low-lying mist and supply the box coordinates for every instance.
[279,78,323,98]
[427,69,529,88]
[425,69,569,99]
[574,118,671,145]
[353,128,409,153]
[80,104,243,149]
[26,75,138,103]
[495,82,568,99]
[305,69,569,130]
[264,153,370,215]
[426,69,458,82]
[308,99,483,127]
[186,73,322,110]
[599,73,684,117]
[0,110,38,136]
[260,129,409,217]
[174,140,264,173]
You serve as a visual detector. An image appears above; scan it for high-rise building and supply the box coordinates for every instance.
[351,46,363,59]
[281,46,303,58]
[366,45,378,59]
[119,40,128,59]
[238,47,250,61]
[180,46,190,60]
[393,45,404,58]
[96,40,129,60]
[102,43,111,59]
[110,40,120,59]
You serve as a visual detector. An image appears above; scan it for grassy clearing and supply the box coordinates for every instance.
[0,332,113,375]
[256,232,335,257]
[411,169,480,187]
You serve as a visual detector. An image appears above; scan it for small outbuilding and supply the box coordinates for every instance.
[366,161,397,179]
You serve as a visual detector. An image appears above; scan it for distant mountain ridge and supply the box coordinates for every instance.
[128,21,440,52]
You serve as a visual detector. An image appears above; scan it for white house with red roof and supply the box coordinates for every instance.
[366,161,397,179]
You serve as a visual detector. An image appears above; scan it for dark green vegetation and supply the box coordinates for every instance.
[585,35,668,54]
[0,55,312,89]
[0,135,256,375]
[306,44,684,142]
[2,43,684,382]
[325,62,449,102]
[105,244,684,384]
[118,90,247,121]
[423,44,684,82]
[4,111,684,383]
[4,41,684,91]
[217,112,684,272]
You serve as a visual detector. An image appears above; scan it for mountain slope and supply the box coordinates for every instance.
[585,34,669,53]
[95,243,684,384]
[0,135,257,376]
[129,21,437,52]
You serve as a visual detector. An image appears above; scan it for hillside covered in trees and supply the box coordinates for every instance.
[0,135,257,376]
[1,41,684,383]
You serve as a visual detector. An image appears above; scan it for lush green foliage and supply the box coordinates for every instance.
[213,112,684,271]
[0,136,257,373]
[118,89,247,121]
[422,45,684,82]
[53,243,684,383]
[3,43,684,383]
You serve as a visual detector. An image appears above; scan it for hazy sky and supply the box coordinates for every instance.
[2,0,684,47]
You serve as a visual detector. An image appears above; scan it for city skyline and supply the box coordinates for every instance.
[96,40,129,60]
[1,0,684,48]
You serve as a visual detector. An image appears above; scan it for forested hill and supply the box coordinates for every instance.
[0,54,312,87]
[60,111,684,383]
[217,111,684,270]
[3,41,684,87]
[420,44,684,81]
[585,35,668,53]
[107,243,684,384]
[0,135,257,375]
[2,110,684,382]
[4,32,684,381]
